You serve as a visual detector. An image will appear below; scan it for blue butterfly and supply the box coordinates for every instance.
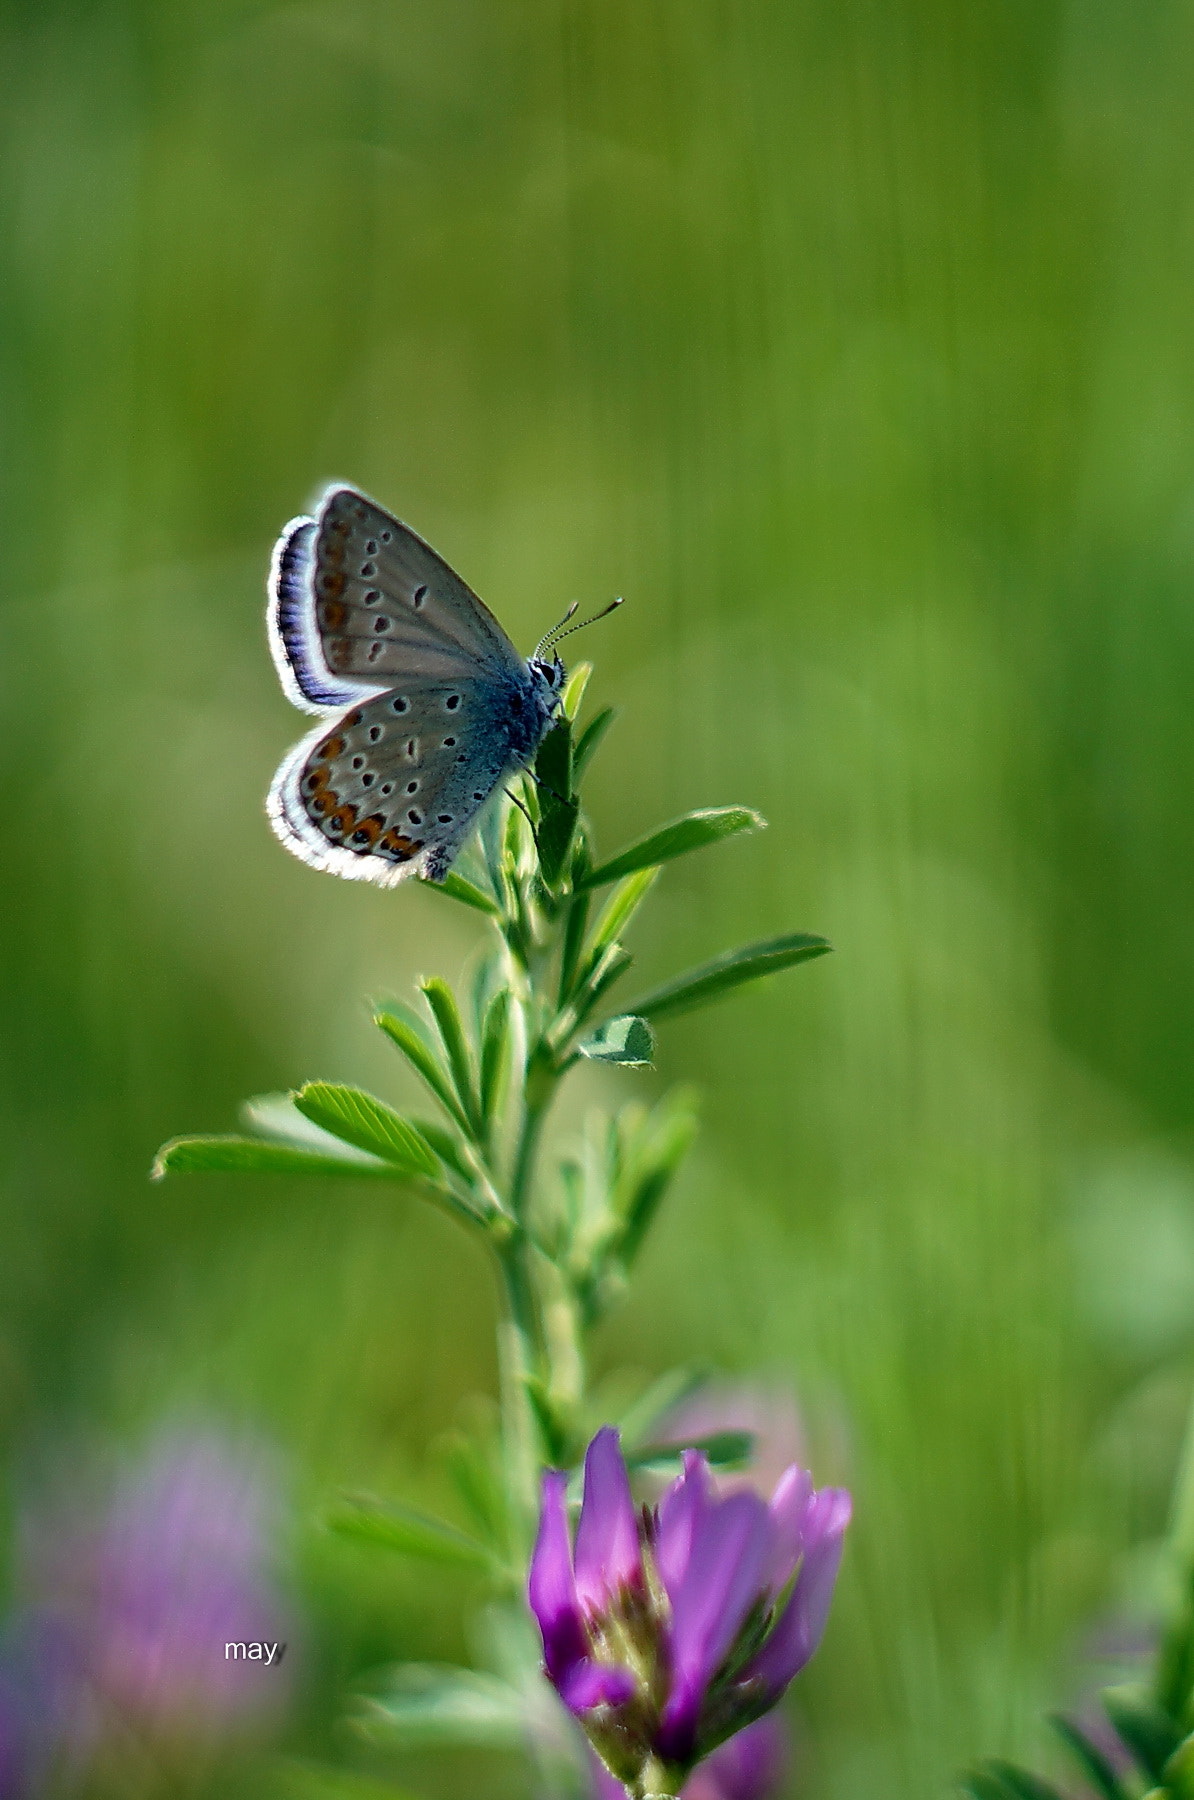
[266,484,575,886]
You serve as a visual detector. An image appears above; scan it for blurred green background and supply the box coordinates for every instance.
[4,1,1194,1794]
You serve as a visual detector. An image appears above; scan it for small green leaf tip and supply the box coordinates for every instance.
[967,1763,1068,1800]
[151,1135,393,1180]
[579,806,766,890]
[578,1015,656,1067]
[626,931,832,1022]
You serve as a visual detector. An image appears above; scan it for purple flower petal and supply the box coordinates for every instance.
[574,1429,642,1612]
[741,1487,850,1700]
[762,1466,812,1597]
[560,1659,638,1716]
[654,1450,712,1602]
[658,1492,775,1763]
[686,1715,789,1800]
[528,1470,589,1686]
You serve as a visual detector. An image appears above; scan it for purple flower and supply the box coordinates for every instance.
[9,1423,295,1783]
[589,1716,788,1800]
[528,1427,850,1797]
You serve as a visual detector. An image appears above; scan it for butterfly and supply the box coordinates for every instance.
[265,484,584,886]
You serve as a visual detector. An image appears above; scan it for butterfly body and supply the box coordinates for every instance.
[266,485,564,885]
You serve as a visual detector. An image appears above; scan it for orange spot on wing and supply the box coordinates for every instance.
[379,829,424,862]
[327,804,358,835]
[348,813,387,851]
[321,599,347,629]
[317,736,344,759]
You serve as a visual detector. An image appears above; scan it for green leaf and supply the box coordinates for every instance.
[1048,1715,1128,1800]
[375,1006,471,1132]
[577,1015,655,1067]
[357,1664,527,1750]
[534,719,579,887]
[1101,1687,1182,1782]
[558,891,592,1005]
[578,806,766,890]
[561,659,593,720]
[536,714,574,801]
[325,1496,493,1571]
[538,796,580,890]
[292,1085,440,1177]
[572,943,633,1027]
[409,1118,472,1180]
[152,1136,392,1180]
[421,979,481,1134]
[587,867,660,957]
[627,1430,755,1472]
[479,989,512,1121]
[626,931,831,1022]
[573,705,615,778]
[614,1090,700,1268]
[1165,1730,1194,1799]
[423,871,499,915]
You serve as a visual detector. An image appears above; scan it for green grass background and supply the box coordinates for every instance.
[4,2,1194,1794]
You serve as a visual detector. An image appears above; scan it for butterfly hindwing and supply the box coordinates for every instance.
[268,674,537,887]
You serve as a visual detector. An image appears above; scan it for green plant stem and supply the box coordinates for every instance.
[497,1234,544,1546]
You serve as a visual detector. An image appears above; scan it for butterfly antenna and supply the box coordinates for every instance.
[535,602,579,660]
[538,596,624,656]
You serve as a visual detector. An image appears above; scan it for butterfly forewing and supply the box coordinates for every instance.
[311,488,520,682]
[266,485,560,887]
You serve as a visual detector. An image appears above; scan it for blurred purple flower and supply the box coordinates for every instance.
[8,1423,295,1785]
[529,1426,849,1797]
[650,1384,808,1502]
